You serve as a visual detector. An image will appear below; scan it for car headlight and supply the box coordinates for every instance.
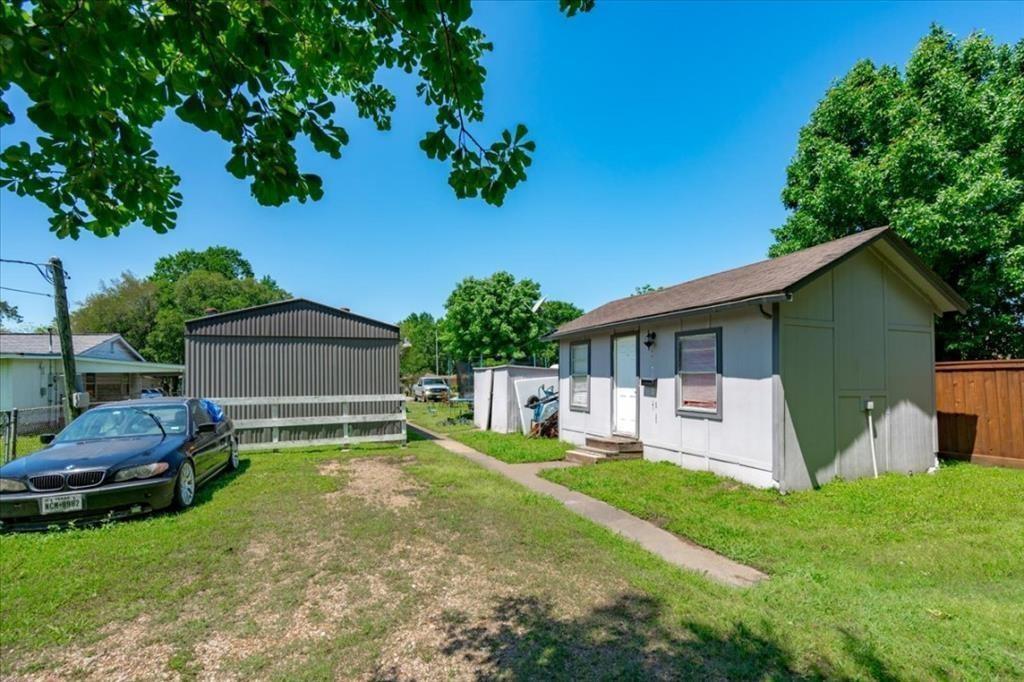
[113,462,170,482]
[0,478,27,493]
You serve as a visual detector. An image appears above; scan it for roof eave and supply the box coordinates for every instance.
[545,293,791,341]
[184,297,400,333]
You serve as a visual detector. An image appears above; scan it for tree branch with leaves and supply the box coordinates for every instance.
[0,0,594,239]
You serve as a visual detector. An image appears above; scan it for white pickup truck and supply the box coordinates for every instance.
[412,376,451,402]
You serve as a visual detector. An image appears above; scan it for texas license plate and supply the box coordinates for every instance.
[40,494,84,515]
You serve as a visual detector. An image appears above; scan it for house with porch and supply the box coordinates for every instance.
[548,227,967,491]
[0,333,183,425]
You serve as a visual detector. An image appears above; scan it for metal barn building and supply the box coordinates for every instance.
[185,299,403,449]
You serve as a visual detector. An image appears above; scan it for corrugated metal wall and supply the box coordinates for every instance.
[185,300,401,446]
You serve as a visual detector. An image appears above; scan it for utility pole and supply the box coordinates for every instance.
[49,258,79,424]
[435,328,439,375]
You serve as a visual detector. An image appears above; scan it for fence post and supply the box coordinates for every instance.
[6,409,19,462]
[341,401,350,445]
[2,411,9,463]
[400,398,407,445]
[271,404,280,444]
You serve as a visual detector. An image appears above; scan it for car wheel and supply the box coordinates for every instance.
[174,460,196,510]
[227,437,240,471]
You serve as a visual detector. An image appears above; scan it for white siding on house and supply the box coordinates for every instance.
[558,307,775,488]
[0,359,59,411]
[559,336,613,443]
[640,308,774,487]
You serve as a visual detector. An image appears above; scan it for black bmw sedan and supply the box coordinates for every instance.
[0,398,237,530]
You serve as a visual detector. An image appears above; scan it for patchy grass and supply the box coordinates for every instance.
[2,436,1021,679]
[542,458,1024,678]
[1,436,44,462]
[407,401,570,464]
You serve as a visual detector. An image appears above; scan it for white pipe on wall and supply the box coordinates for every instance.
[865,399,879,479]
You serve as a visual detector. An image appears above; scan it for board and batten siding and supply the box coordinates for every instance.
[185,300,401,446]
[779,246,937,491]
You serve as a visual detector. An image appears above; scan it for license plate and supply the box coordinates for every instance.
[40,494,84,515]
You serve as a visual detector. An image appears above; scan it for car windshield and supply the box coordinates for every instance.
[55,405,189,442]
[423,378,446,386]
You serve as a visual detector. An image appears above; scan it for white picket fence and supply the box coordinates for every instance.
[213,394,407,451]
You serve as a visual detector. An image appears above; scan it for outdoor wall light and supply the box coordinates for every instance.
[643,331,657,349]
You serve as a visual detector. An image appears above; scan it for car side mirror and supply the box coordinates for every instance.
[196,422,217,434]
[39,434,55,445]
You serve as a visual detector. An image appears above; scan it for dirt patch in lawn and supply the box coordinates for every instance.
[15,615,178,682]
[337,457,424,511]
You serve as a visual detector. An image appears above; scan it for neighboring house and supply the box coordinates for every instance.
[548,227,967,491]
[184,298,402,448]
[0,333,184,413]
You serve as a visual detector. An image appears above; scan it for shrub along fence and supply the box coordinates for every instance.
[936,360,1023,468]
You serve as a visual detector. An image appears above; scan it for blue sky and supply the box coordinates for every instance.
[2,1,1021,329]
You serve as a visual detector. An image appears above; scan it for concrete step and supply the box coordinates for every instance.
[585,435,643,453]
[565,448,643,465]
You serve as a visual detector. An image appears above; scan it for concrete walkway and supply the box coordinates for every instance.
[411,426,767,588]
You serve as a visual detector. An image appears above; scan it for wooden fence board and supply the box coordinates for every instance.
[936,360,1023,468]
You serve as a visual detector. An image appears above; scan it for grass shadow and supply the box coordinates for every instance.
[379,592,844,680]
[407,426,438,441]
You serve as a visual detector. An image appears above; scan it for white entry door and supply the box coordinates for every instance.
[613,335,638,437]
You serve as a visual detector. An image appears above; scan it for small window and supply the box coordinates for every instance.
[569,341,590,412]
[676,329,722,418]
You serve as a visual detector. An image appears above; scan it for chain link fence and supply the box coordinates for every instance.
[2,407,66,464]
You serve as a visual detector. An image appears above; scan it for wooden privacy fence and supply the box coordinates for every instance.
[213,394,407,452]
[935,360,1024,468]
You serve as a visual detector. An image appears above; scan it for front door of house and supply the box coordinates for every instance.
[613,334,638,437]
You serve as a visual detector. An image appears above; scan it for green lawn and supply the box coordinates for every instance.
[406,400,571,464]
[1,436,43,464]
[2,435,1021,678]
[541,459,1024,679]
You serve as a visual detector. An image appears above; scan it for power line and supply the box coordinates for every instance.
[0,258,66,283]
[0,285,53,298]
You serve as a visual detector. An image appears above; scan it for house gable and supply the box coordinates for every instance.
[778,246,938,491]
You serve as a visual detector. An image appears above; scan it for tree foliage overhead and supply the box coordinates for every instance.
[439,271,580,365]
[0,0,593,239]
[771,26,1023,360]
[71,246,288,363]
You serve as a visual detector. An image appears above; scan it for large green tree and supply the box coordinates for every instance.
[71,272,159,352]
[439,271,579,364]
[151,246,255,283]
[0,0,592,239]
[144,268,289,363]
[535,299,583,366]
[71,246,288,363]
[771,27,1023,360]
[398,311,444,377]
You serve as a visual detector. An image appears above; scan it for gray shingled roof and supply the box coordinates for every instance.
[0,333,120,356]
[550,227,964,339]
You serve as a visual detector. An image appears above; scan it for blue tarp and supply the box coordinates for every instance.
[200,399,226,423]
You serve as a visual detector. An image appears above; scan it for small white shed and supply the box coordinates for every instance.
[473,365,559,434]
